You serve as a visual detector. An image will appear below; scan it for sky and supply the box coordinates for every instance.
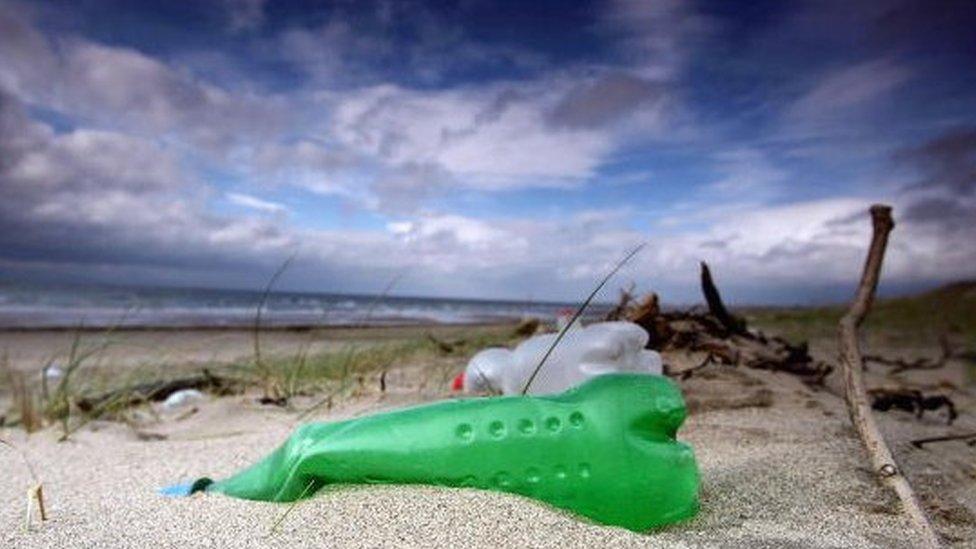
[0,0,974,304]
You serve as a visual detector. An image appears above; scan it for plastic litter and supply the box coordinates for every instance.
[42,364,63,383]
[170,373,699,532]
[463,321,662,395]
[161,389,206,411]
[451,372,465,391]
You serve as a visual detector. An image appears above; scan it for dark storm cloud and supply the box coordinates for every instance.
[893,127,976,269]
[871,0,976,55]
[897,127,976,195]
[903,197,974,227]
[0,84,295,277]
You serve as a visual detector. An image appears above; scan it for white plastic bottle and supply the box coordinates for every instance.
[462,321,662,395]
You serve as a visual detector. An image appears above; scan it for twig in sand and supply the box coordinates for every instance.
[1,437,47,529]
[34,485,47,521]
[910,432,976,449]
[521,243,645,395]
[837,204,941,548]
[864,335,954,374]
[669,353,716,380]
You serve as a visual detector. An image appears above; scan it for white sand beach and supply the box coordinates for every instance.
[3,346,973,548]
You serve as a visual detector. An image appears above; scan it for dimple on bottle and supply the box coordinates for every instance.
[184,373,699,532]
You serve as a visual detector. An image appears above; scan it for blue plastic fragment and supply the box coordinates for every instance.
[158,483,194,497]
[159,477,214,497]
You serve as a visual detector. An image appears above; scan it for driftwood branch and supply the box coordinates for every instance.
[700,262,746,335]
[76,369,236,413]
[868,388,957,425]
[910,432,976,449]
[864,335,954,374]
[608,265,831,381]
[838,204,941,548]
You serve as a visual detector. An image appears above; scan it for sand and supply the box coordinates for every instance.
[4,358,974,548]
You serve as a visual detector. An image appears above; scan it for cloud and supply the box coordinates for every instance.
[871,0,976,55]
[706,148,788,197]
[0,100,917,303]
[684,199,872,279]
[2,80,970,301]
[222,0,266,32]
[902,196,972,227]
[0,1,682,215]
[328,83,614,190]
[598,0,707,80]
[547,72,668,130]
[890,127,976,273]
[276,2,546,88]
[0,7,285,154]
[226,192,289,215]
[279,17,394,86]
[0,81,632,298]
[57,40,284,150]
[259,0,697,204]
[1,0,972,304]
[0,4,58,97]
[896,126,976,194]
[388,214,520,252]
[786,59,911,124]
[0,86,295,276]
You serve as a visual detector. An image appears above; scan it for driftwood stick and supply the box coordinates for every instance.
[910,432,976,448]
[34,484,47,521]
[838,204,941,548]
[700,262,746,334]
[864,335,954,374]
[76,369,234,412]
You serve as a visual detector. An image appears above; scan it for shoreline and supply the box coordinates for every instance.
[0,319,524,333]
[0,323,521,373]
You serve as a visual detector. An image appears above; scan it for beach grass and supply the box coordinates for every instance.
[0,323,525,432]
[743,281,976,348]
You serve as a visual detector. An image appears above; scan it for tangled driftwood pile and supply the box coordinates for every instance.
[606,262,832,382]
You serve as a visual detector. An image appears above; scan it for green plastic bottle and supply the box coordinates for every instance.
[190,374,699,532]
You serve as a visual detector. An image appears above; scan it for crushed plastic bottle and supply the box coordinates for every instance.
[176,373,699,532]
[463,321,662,395]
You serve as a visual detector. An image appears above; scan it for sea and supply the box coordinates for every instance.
[0,282,598,329]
